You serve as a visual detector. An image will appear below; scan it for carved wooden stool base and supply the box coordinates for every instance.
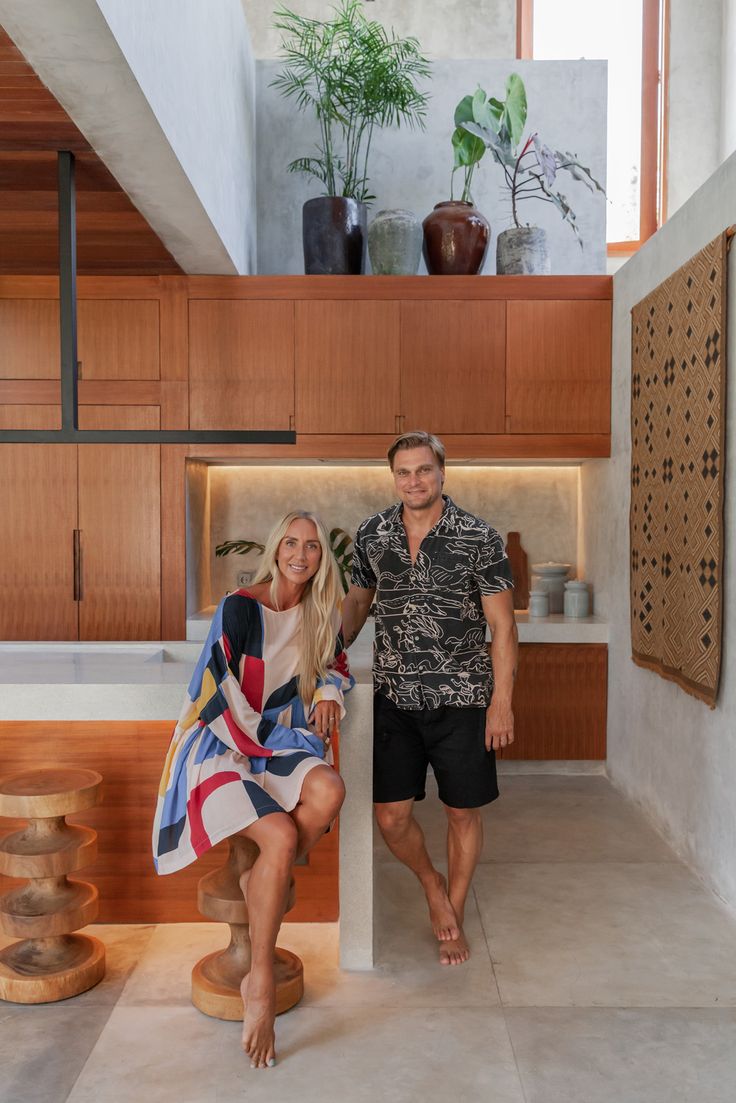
[0,766,105,1005]
[191,835,304,1022]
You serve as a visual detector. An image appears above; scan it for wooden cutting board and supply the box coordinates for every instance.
[506,531,529,610]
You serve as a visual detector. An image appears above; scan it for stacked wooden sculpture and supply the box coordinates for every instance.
[0,766,105,1003]
[191,834,303,1020]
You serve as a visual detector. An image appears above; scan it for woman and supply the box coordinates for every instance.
[152,511,353,1069]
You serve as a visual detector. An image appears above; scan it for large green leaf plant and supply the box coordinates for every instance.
[460,73,605,243]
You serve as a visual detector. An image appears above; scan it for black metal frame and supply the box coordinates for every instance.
[0,151,296,446]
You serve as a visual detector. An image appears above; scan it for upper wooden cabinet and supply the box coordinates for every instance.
[400,301,506,434]
[295,300,400,433]
[77,300,160,380]
[0,299,59,378]
[505,300,612,434]
[188,300,294,430]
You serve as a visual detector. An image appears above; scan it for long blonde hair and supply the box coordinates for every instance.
[252,511,343,707]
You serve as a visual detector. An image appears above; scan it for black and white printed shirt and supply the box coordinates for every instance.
[351,495,514,710]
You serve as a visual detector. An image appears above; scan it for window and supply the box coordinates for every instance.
[517,0,666,251]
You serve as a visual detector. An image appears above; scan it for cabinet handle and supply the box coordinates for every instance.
[395,414,404,434]
[73,529,83,601]
[289,413,295,431]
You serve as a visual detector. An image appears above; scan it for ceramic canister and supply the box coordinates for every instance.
[530,563,571,614]
[529,589,549,617]
[564,580,590,618]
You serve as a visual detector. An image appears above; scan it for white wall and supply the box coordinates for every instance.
[721,0,736,160]
[242,0,516,59]
[581,152,736,909]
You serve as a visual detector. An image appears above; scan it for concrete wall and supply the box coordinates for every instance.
[192,464,580,609]
[581,152,736,909]
[96,0,257,273]
[721,0,736,160]
[242,0,516,59]
[256,58,607,275]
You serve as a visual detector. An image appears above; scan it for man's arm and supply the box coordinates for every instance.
[341,584,376,648]
[481,589,519,751]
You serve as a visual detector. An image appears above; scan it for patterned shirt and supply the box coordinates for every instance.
[351,495,514,709]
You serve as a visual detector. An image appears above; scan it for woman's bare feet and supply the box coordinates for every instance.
[423,871,460,942]
[439,927,470,965]
[241,968,277,1068]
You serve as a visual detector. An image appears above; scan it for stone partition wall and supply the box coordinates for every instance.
[256,58,607,275]
[196,465,580,608]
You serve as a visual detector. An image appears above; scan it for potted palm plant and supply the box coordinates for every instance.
[272,0,430,274]
[461,74,605,274]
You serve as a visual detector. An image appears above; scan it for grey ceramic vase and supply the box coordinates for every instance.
[368,208,423,275]
[496,226,551,275]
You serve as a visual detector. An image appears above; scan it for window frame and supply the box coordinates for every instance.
[516,0,668,253]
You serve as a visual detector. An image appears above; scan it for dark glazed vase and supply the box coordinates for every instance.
[422,200,490,275]
[303,196,367,275]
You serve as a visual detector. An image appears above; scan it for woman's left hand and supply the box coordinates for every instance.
[312,700,340,746]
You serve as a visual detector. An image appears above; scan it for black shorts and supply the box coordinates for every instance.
[372,691,499,809]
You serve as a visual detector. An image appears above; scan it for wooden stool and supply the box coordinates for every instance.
[0,766,105,1004]
[191,835,303,1021]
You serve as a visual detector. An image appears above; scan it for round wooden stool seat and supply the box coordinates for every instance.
[191,836,304,1021]
[0,764,105,1004]
[0,768,102,819]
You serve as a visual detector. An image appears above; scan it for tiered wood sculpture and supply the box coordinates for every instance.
[191,835,303,1020]
[0,766,106,1003]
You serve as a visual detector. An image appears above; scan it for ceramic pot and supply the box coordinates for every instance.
[496,226,551,275]
[422,201,490,275]
[531,562,571,614]
[302,196,367,275]
[564,580,590,618]
[529,590,549,618]
[368,209,422,275]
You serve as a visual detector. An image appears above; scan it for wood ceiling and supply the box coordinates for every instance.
[0,28,182,275]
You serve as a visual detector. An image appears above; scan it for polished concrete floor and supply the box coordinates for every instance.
[3,774,736,1102]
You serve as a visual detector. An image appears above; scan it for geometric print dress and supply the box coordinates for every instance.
[152,590,353,875]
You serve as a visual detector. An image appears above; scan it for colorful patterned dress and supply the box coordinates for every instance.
[153,590,353,875]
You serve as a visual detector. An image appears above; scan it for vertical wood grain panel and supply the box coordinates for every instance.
[0,444,78,638]
[400,301,506,433]
[188,300,294,430]
[78,406,161,640]
[295,300,400,433]
[0,299,59,378]
[502,643,608,759]
[0,721,338,923]
[506,300,612,433]
[161,445,188,640]
[159,277,189,429]
[77,300,160,380]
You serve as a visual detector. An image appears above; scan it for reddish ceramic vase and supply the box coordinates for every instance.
[422,200,490,275]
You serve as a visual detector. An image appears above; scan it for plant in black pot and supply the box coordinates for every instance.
[460,74,606,274]
[423,90,492,275]
[272,0,430,275]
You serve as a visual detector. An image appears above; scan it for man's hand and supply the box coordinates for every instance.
[485,698,514,752]
[312,700,341,746]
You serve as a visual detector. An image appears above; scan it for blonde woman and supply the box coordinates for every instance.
[153,511,353,1069]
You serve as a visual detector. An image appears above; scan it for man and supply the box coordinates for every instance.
[342,430,517,966]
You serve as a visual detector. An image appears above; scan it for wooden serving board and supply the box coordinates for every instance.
[506,531,529,610]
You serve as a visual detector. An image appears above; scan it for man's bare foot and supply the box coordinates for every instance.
[423,872,460,942]
[241,968,276,1068]
[439,927,470,966]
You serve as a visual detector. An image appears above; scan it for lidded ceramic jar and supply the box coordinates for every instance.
[530,563,571,614]
[563,580,590,618]
[529,589,549,618]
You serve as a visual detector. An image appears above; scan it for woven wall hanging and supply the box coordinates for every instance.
[630,231,728,707]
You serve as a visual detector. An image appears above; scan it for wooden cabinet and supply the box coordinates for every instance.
[0,299,59,378]
[0,444,78,639]
[77,300,160,380]
[188,300,294,430]
[400,301,506,433]
[505,300,612,434]
[295,300,400,433]
[503,643,607,759]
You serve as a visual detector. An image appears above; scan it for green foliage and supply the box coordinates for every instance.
[214,529,354,593]
[271,0,430,202]
[460,73,605,243]
[215,539,265,558]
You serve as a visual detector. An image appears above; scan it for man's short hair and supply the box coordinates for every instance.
[387,430,446,470]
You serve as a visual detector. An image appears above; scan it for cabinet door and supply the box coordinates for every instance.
[0,300,59,378]
[0,444,78,639]
[189,300,294,430]
[400,301,505,433]
[77,300,160,380]
[78,407,161,640]
[506,300,611,433]
[504,643,607,759]
[295,301,400,433]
